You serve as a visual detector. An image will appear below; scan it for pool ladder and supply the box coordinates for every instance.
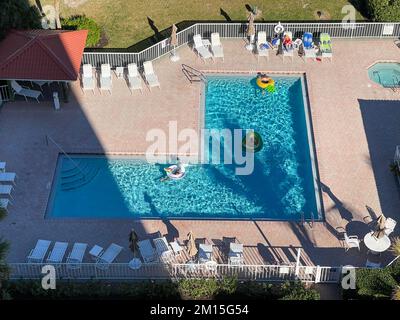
[299,212,314,228]
[182,64,207,83]
[373,71,382,85]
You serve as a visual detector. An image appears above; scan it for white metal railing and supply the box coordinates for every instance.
[0,84,11,103]
[82,22,400,68]
[9,262,342,283]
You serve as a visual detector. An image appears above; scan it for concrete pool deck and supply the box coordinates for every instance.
[0,38,399,267]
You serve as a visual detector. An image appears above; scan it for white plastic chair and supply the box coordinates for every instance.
[138,239,157,263]
[46,242,68,264]
[153,237,174,262]
[385,218,397,236]
[0,185,13,198]
[81,64,95,94]
[198,243,213,263]
[193,34,213,62]
[344,233,360,252]
[95,243,123,270]
[228,243,244,265]
[27,240,51,263]
[143,61,160,90]
[127,63,143,94]
[0,172,16,185]
[0,199,10,213]
[11,80,42,102]
[100,63,112,94]
[256,31,269,61]
[211,33,224,61]
[282,31,294,62]
[66,243,88,269]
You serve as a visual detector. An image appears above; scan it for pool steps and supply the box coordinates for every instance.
[60,160,100,191]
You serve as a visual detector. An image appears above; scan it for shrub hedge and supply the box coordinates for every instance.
[343,261,400,300]
[366,0,400,21]
[3,278,320,300]
[61,15,101,47]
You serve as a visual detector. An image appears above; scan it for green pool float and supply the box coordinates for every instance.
[242,131,263,153]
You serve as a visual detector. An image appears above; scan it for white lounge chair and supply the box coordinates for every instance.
[153,237,174,262]
[0,199,10,213]
[193,34,213,62]
[27,240,52,263]
[100,63,112,94]
[115,66,124,79]
[282,31,294,62]
[138,239,157,263]
[0,162,5,172]
[127,63,143,94]
[198,243,213,263]
[228,243,244,265]
[0,172,16,185]
[11,81,42,103]
[0,185,13,199]
[66,243,88,269]
[143,61,160,90]
[46,241,68,264]
[385,218,397,236]
[211,33,224,61]
[256,31,269,61]
[344,233,360,252]
[95,243,123,270]
[81,64,95,94]
[169,240,184,257]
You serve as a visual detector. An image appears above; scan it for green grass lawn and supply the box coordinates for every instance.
[33,0,366,48]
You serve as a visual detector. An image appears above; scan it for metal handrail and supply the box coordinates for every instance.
[182,64,207,83]
[45,135,86,177]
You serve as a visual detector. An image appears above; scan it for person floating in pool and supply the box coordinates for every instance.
[257,72,273,95]
[160,159,184,182]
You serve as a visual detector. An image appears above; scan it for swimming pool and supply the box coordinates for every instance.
[368,62,400,88]
[47,75,322,220]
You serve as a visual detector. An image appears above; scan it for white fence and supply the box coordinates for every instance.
[82,22,400,68]
[9,262,343,283]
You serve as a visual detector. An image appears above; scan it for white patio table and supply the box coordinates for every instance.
[363,231,391,254]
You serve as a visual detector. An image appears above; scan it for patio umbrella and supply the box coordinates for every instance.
[187,231,198,258]
[129,229,140,257]
[169,24,180,61]
[170,24,178,47]
[246,13,255,50]
[247,13,255,37]
[372,214,386,239]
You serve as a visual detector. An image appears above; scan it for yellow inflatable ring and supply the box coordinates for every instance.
[256,77,275,89]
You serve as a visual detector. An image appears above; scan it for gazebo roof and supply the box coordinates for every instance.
[0,29,88,82]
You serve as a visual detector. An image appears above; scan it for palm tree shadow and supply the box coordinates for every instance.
[147,16,162,42]
[320,182,354,222]
[220,8,232,22]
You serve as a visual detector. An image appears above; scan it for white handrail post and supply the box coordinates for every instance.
[295,248,301,277]
[315,265,322,283]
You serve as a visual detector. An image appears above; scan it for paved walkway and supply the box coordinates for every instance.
[0,39,399,267]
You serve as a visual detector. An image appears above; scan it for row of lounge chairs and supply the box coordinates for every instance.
[81,61,160,95]
[192,31,333,63]
[0,161,16,213]
[27,240,123,270]
[254,31,333,62]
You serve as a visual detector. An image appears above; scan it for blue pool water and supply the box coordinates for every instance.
[368,62,400,88]
[47,75,321,220]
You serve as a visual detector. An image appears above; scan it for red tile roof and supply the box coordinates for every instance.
[0,29,88,81]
